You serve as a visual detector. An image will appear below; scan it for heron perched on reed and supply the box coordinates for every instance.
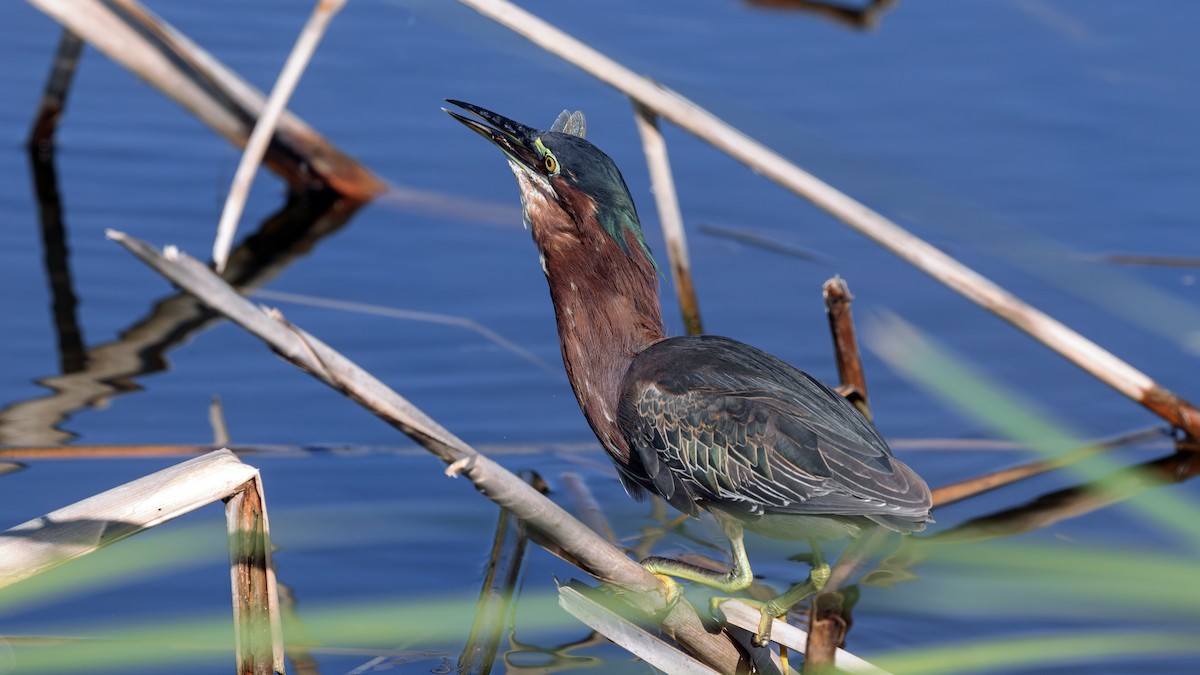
[445,99,932,645]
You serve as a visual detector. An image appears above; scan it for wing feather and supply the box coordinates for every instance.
[617,335,931,531]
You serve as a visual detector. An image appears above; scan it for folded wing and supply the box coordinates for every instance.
[616,335,930,532]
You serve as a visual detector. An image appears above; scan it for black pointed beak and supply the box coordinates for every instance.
[444,99,541,173]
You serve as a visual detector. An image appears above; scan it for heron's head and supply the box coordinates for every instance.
[444,100,656,268]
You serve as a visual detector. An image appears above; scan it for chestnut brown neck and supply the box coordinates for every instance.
[531,205,666,463]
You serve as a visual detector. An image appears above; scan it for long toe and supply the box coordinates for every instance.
[753,605,778,647]
[710,595,762,619]
[653,573,683,609]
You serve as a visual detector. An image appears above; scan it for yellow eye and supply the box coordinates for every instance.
[543,153,558,174]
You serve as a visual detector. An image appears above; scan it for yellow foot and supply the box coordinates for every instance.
[654,574,682,604]
[754,601,788,647]
[648,573,683,621]
[709,595,762,619]
[709,597,779,648]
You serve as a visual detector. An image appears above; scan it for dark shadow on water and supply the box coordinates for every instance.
[504,627,607,673]
[0,146,368,445]
[741,0,898,30]
[0,462,27,477]
[29,144,86,376]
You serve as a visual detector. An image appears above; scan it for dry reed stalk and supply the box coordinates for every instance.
[0,450,283,672]
[212,0,347,272]
[558,582,722,675]
[871,449,1200,589]
[210,395,231,446]
[458,470,545,675]
[28,29,83,147]
[26,0,383,200]
[0,427,1167,461]
[931,426,1169,507]
[718,600,890,675]
[456,0,1200,441]
[1065,253,1200,269]
[250,288,553,372]
[107,231,745,673]
[0,449,255,586]
[888,431,1171,452]
[930,449,1200,546]
[805,591,847,674]
[632,102,703,335]
[870,448,1200,593]
[809,277,872,670]
[226,475,285,675]
[0,445,220,459]
[822,277,870,419]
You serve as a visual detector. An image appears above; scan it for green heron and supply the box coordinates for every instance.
[445,100,932,645]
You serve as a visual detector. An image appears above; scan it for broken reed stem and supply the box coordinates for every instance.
[0,449,256,587]
[805,591,847,675]
[823,277,871,419]
[0,450,284,673]
[801,526,895,674]
[225,475,285,675]
[456,0,1200,441]
[814,274,881,674]
[631,101,703,335]
[458,470,545,675]
[28,28,84,148]
[107,231,743,674]
[930,426,1169,507]
[212,0,347,272]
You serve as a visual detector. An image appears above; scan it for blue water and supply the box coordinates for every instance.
[1,0,1198,672]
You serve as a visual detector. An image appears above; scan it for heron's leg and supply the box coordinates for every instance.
[753,540,831,647]
[640,517,753,594]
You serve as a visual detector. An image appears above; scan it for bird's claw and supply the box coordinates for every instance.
[709,595,758,619]
[753,600,787,647]
[649,573,683,621]
[708,597,778,647]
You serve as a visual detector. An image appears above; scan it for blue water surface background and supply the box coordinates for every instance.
[1,1,1197,673]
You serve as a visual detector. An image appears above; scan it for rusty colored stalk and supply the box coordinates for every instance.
[823,277,871,419]
[931,427,1169,507]
[804,591,847,674]
[225,477,284,675]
